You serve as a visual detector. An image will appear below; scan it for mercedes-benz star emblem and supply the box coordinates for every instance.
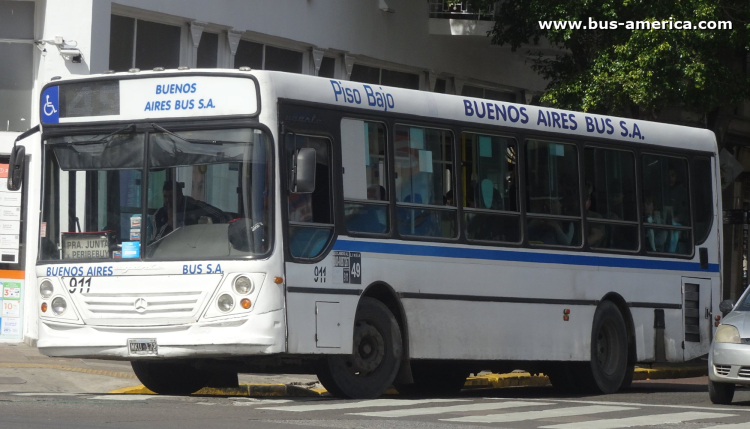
[134,298,148,314]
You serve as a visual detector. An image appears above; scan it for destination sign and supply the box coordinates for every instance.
[62,232,111,259]
[41,75,258,124]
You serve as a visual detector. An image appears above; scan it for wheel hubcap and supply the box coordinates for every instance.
[596,320,620,376]
[345,321,385,376]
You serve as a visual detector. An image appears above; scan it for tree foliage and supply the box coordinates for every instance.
[451,0,750,120]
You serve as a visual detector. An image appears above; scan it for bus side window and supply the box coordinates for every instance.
[641,154,691,255]
[393,125,456,239]
[341,119,388,235]
[692,157,713,245]
[287,135,334,259]
[583,147,638,251]
[525,140,582,247]
[462,133,520,243]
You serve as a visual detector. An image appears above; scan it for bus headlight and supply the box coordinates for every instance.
[217,294,234,312]
[715,324,741,344]
[51,297,67,315]
[234,276,254,295]
[40,281,54,299]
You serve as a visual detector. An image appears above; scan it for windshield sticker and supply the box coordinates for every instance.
[122,241,140,259]
[333,251,361,285]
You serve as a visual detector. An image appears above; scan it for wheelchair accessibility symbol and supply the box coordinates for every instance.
[43,95,58,117]
[41,86,59,123]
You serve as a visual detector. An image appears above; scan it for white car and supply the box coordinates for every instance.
[708,289,750,404]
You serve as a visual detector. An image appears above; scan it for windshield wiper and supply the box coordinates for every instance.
[59,124,136,146]
[151,123,231,145]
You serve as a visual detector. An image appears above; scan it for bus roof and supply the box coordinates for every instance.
[42,69,717,153]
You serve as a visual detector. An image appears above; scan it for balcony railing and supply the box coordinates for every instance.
[428,0,496,21]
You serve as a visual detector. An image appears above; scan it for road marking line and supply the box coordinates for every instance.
[442,405,635,423]
[702,423,750,429]
[540,411,737,428]
[495,398,750,413]
[350,400,553,417]
[89,394,177,401]
[259,398,463,412]
[13,393,84,396]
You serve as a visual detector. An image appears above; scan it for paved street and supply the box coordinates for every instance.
[1,378,748,428]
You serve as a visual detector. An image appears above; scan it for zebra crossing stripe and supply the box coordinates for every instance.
[259,398,462,412]
[540,411,737,429]
[701,423,750,429]
[442,405,635,423]
[350,400,552,417]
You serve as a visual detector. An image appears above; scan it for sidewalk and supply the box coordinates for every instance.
[0,343,707,396]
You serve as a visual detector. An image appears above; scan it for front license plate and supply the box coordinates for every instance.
[128,338,158,356]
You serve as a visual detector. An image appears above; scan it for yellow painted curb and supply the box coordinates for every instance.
[0,363,137,380]
[109,383,323,397]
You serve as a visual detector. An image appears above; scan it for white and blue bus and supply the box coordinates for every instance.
[18,68,721,398]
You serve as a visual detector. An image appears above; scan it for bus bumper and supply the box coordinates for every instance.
[37,309,286,359]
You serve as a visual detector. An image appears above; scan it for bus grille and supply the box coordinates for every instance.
[714,365,731,376]
[69,275,221,326]
[739,367,750,378]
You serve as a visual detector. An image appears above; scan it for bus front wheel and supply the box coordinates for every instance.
[586,301,628,394]
[316,297,403,399]
[131,360,210,395]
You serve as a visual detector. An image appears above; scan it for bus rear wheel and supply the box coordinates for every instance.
[586,301,628,394]
[131,360,210,395]
[316,297,402,399]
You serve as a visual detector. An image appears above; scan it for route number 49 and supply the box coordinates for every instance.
[68,277,92,294]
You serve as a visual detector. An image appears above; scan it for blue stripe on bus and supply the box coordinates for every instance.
[332,239,720,273]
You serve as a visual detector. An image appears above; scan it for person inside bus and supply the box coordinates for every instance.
[644,193,668,252]
[664,164,688,253]
[153,180,228,240]
[585,183,605,247]
[527,197,575,246]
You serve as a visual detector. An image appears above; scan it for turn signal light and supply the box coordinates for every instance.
[563,315,570,321]
[240,298,251,309]
[274,276,283,284]
[563,309,570,315]
[715,315,721,321]
[715,321,720,327]
[41,302,48,313]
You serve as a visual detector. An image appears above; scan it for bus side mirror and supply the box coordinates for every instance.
[719,299,735,317]
[292,148,316,193]
[7,145,25,191]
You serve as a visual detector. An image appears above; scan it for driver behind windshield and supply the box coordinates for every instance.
[154,180,229,240]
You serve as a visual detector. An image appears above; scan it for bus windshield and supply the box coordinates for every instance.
[40,127,272,261]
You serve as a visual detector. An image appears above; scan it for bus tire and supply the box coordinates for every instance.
[588,301,628,394]
[396,363,468,397]
[316,297,402,399]
[620,363,635,389]
[131,360,210,395]
[708,379,735,404]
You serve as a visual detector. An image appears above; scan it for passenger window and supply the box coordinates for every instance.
[692,157,713,245]
[583,147,638,251]
[525,140,581,247]
[642,154,691,255]
[462,133,520,243]
[394,125,456,238]
[287,135,333,259]
[341,119,388,234]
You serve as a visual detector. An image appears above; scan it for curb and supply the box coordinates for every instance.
[111,383,323,397]
[108,365,708,397]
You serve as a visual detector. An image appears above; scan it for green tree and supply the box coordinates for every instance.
[452,0,750,123]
